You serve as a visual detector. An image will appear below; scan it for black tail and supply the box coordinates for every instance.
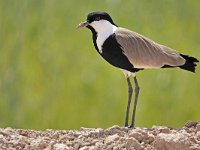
[179,54,199,73]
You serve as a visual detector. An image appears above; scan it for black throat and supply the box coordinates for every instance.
[87,25,100,54]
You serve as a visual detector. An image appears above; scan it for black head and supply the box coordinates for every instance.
[76,11,117,29]
[86,11,116,25]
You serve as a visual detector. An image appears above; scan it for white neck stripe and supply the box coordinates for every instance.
[90,20,117,53]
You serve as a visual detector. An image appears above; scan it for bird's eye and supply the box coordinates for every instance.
[95,16,101,21]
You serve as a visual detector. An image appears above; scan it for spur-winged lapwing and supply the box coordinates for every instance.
[76,11,199,128]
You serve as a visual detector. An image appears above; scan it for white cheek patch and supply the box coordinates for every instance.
[90,20,117,53]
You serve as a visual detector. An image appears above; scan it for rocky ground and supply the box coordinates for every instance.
[0,121,200,150]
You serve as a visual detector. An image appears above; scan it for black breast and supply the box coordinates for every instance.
[100,34,140,72]
[88,25,140,73]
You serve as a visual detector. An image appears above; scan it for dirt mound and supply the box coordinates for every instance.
[0,121,200,150]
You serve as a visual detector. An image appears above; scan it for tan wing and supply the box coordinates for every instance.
[115,28,185,68]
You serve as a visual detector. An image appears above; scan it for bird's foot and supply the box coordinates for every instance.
[124,123,129,127]
[129,123,135,128]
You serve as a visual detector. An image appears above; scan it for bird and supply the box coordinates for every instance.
[76,11,199,128]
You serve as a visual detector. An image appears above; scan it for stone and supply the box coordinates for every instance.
[125,138,143,150]
[53,143,69,150]
[105,134,120,145]
[79,146,89,150]
[154,132,190,150]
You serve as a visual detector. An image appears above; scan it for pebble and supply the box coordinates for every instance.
[129,130,143,142]
[196,123,200,132]
[154,132,190,150]
[0,122,199,150]
[53,143,69,150]
[105,134,120,145]
[79,146,89,150]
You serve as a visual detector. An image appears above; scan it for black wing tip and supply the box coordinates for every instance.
[180,54,199,63]
[179,54,199,73]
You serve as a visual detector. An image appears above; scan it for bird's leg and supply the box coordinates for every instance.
[129,76,140,128]
[125,77,133,127]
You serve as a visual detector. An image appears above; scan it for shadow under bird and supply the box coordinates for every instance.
[76,11,199,128]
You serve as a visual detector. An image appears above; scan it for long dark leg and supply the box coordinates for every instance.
[130,76,140,128]
[124,77,133,127]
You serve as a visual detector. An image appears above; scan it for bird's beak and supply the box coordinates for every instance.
[76,21,90,29]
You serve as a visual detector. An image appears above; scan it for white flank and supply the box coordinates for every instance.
[90,20,117,53]
[121,69,132,78]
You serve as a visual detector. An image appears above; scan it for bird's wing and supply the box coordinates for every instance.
[115,28,185,68]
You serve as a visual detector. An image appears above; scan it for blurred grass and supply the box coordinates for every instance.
[0,0,199,130]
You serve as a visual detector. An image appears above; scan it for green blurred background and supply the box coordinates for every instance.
[0,0,199,130]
